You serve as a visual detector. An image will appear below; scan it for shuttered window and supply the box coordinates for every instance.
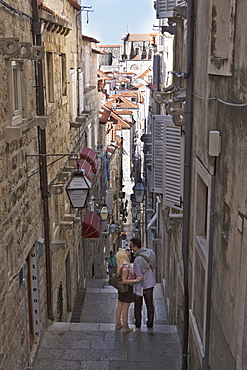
[152,115,184,210]
[70,69,77,121]
[78,69,84,114]
[152,114,164,194]
[163,115,184,210]
[156,0,186,19]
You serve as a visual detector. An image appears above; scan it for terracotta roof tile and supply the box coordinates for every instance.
[99,45,121,48]
[104,96,138,110]
[113,91,138,97]
[134,68,152,79]
[127,33,158,42]
[38,1,69,21]
[111,113,131,128]
[112,110,133,115]
[97,69,115,80]
[82,35,100,43]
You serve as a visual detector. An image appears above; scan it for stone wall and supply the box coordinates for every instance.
[0,0,100,368]
[0,1,45,369]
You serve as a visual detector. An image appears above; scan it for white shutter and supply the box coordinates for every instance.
[70,69,77,121]
[163,115,184,210]
[78,69,84,114]
[152,115,165,194]
[156,0,186,19]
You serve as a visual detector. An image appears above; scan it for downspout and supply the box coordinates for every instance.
[32,0,53,320]
[204,159,217,369]
[182,0,195,368]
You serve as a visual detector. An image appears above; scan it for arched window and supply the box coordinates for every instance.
[130,64,139,71]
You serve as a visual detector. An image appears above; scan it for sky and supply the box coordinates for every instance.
[82,0,157,45]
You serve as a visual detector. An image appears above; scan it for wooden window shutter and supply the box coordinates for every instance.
[78,69,84,114]
[70,69,77,121]
[156,0,186,19]
[151,115,165,194]
[163,115,184,210]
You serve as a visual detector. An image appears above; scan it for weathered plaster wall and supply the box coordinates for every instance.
[190,0,247,368]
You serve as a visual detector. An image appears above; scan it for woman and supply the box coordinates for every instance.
[115,248,143,333]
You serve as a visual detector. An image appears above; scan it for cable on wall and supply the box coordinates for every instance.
[193,92,247,107]
[0,0,32,19]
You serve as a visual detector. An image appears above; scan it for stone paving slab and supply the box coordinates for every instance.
[32,280,182,369]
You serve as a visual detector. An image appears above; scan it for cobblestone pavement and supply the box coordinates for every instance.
[32,279,182,370]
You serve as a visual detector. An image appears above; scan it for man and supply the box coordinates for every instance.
[105,251,117,278]
[130,237,156,330]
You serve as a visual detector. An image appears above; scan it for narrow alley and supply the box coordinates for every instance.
[32,279,182,370]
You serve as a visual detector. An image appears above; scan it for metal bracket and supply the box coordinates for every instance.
[152,91,168,104]
[165,102,186,126]
[51,240,66,252]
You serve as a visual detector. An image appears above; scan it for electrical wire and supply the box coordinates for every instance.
[0,0,32,19]
[193,92,247,107]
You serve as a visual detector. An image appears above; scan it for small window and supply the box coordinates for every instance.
[196,175,208,239]
[70,69,77,121]
[46,52,54,103]
[52,194,60,227]
[87,122,92,148]
[85,50,90,86]
[61,53,67,96]
[11,61,22,120]
[208,0,236,76]
[135,48,140,55]
[78,69,84,114]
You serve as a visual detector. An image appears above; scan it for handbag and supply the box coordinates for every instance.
[108,274,129,293]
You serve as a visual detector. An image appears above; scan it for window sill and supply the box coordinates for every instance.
[5,116,47,143]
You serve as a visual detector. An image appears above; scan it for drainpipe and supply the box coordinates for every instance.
[181,0,195,368]
[204,159,217,369]
[32,0,53,320]
[153,53,161,115]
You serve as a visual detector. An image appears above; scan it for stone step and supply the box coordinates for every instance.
[48,322,178,334]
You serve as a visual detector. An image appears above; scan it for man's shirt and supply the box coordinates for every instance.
[133,253,156,296]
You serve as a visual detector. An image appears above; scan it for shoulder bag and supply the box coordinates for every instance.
[108,270,129,293]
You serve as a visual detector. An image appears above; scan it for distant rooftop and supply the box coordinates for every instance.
[127,33,158,42]
[99,45,121,48]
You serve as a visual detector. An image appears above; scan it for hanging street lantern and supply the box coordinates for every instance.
[133,178,145,203]
[65,169,91,208]
[134,227,140,237]
[131,203,138,219]
[100,203,109,221]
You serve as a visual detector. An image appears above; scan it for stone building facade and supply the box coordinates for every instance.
[0,0,103,369]
[148,0,247,369]
[120,32,158,75]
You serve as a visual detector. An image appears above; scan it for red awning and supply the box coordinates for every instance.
[80,148,98,174]
[82,210,102,238]
[78,159,95,183]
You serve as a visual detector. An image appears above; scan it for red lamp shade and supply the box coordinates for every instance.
[78,159,94,183]
[80,148,98,174]
[82,209,102,238]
